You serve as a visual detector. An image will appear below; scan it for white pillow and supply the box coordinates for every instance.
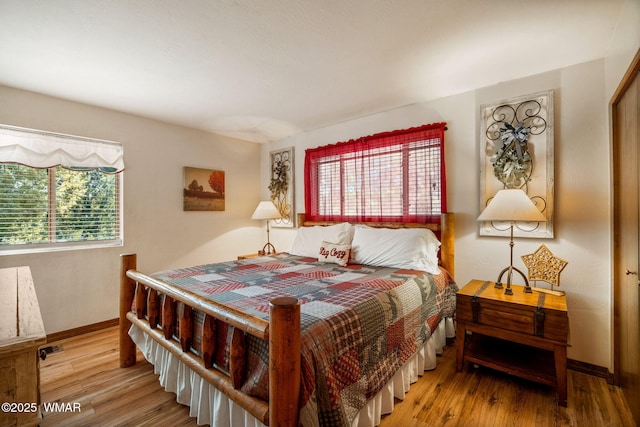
[289,223,353,258]
[350,226,441,274]
[317,241,351,266]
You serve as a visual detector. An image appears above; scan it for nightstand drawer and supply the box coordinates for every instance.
[459,302,536,334]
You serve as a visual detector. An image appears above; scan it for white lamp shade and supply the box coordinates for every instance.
[477,189,547,222]
[251,201,282,220]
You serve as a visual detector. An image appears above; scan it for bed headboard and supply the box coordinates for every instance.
[296,212,455,277]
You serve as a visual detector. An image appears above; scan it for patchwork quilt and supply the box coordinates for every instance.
[151,253,457,427]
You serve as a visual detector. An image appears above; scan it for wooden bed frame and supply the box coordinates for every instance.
[119,212,454,427]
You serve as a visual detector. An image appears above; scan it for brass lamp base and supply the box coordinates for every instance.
[258,219,277,255]
[495,265,532,295]
[258,242,276,255]
[492,221,533,295]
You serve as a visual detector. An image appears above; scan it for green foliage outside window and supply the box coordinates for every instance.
[0,164,119,246]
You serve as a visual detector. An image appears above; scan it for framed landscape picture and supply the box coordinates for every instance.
[183,167,225,211]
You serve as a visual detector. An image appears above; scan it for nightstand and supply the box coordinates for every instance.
[237,253,264,260]
[237,252,282,260]
[456,279,569,406]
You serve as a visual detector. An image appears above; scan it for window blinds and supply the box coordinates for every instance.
[304,122,446,223]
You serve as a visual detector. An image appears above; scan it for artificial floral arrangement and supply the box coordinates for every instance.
[268,157,288,201]
[491,121,532,188]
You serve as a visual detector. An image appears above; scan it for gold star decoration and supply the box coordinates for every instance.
[521,244,568,287]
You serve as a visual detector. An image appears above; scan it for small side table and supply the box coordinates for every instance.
[1,266,47,427]
[237,252,282,260]
[456,279,569,406]
[237,253,263,260]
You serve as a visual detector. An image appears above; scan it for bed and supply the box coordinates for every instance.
[119,213,456,427]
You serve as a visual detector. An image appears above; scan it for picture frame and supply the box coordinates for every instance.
[479,90,554,238]
[269,147,294,227]
[183,167,225,211]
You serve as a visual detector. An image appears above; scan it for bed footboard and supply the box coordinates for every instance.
[118,253,300,427]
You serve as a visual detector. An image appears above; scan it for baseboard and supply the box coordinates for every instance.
[568,358,615,384]
[45,318,119,344]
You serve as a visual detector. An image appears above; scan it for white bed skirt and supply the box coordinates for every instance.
[129,317,455,427]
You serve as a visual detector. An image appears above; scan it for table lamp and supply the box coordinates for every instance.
[477,189,547,294]
[251,201,282,255]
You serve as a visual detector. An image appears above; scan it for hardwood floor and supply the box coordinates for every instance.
[40,327,197,427]
[39,326,635,426]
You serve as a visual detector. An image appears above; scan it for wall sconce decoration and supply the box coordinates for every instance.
[479,90,554,239]
[269,147,294,227]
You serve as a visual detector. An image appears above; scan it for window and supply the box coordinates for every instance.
[0,125,124,253]
[304,122,446,223]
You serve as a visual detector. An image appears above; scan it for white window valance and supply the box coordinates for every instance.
[0,124,124,173]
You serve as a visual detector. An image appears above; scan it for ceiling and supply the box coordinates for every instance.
[0,0,624,143]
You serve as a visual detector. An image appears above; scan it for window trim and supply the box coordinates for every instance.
[0,238,124,256]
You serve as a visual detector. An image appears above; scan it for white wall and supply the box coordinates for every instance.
[604,0,640,100]
[261,1,640,369]
[262,59,613,369]
[0,85,263,334]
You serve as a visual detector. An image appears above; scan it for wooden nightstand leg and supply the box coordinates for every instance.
[455,321,466,372]
[554,344,568,407]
